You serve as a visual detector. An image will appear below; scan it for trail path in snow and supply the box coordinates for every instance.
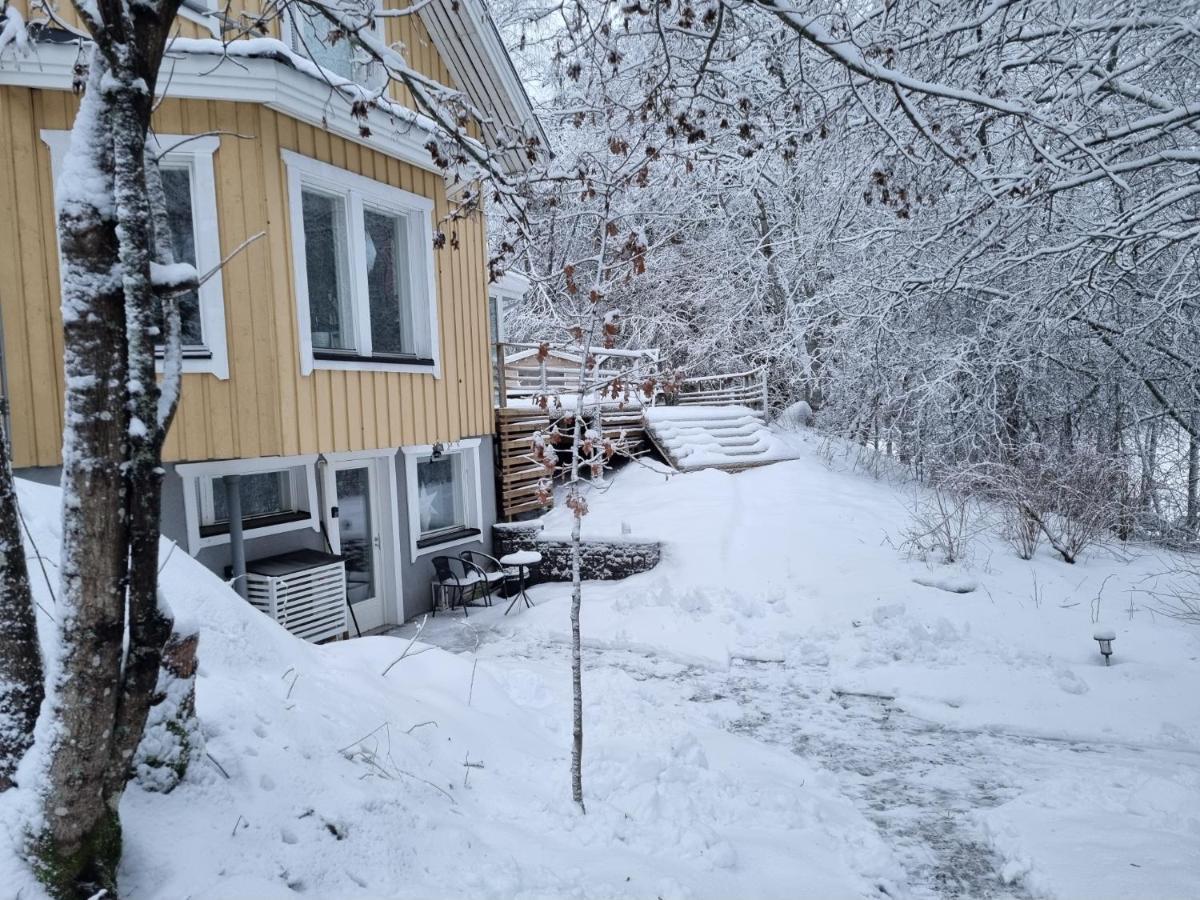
[434,621,1184,900]
[589,646,1032,899]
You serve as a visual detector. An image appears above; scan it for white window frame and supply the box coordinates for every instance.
[284,150,441,376]
[40,130,230,380]
[198,468,301,526]
[177,455,321,553]
[488,271,529,345]
[281,3,386,89]
[401,439,483,563]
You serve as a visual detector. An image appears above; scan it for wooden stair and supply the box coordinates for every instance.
[643,405,796,472]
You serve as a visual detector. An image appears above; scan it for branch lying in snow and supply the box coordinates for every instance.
[381,614,426,676]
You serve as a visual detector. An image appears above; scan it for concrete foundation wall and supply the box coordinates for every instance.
[15,433,498,627]
[493,521,661,583]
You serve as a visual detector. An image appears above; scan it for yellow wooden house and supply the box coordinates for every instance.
[0,0,539,634]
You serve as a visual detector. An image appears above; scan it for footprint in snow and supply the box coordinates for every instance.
[1056,668,1089,695]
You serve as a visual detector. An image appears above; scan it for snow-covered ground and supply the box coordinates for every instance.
[4,433,1200,898]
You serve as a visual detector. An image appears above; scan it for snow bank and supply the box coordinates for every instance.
[0,478,891,898]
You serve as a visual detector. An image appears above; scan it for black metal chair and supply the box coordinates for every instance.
[431,556,483,617]
[459,551,519,606]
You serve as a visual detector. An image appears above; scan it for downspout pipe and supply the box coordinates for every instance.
[222,473,247,598]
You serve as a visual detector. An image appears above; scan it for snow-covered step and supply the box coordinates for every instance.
[643,405,800,472]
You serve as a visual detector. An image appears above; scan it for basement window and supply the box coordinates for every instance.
[402,440,483,560]
[176,457,322,552]
[197,467,312,537]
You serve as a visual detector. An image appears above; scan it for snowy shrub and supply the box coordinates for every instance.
[900,486,978,564]
[1150,562,1200,626]
[776,400,813,431]
[1031,451,1125,564]
[1000,506,1042,561]
[958,449,1123,563]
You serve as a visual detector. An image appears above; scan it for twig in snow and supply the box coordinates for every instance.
[467,658,479,707]
[382,614,427,676]
[231,814,246,836]
[404,720,437,734]
[17,503,57,616]
[206,752,230,780]
[1092,574,1115,624]
[286,671,301,699]
[337,722,391,756]
[462,752,484,788]
[156,539,178,575]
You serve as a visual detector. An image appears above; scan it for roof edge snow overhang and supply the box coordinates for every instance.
[0,34,454,176]
[418,0,548,175]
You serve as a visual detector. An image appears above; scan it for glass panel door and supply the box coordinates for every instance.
[335,466,377,606]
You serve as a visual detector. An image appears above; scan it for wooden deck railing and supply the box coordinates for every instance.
[673,367,769,412]
[494,342,661,408]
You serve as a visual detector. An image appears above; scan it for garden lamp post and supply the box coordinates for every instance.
[1093,628,1116,665]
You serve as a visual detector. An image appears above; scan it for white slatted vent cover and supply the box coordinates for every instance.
[245,561,347,643]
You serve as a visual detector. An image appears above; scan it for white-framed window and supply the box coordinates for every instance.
[283,150,441,376]
[282,3,385,88]
[487,271,528,346]
[178,456,321,552]
[40,130,230,379]
[401,439,483,561]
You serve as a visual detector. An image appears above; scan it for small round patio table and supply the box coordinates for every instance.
[498,550,542,615]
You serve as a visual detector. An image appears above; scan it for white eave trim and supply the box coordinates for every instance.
[0,39,444,175]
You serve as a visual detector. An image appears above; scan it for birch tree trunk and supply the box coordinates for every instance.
[35,33,180,892]
[0,396,43,791]
[33,56,132,896]
[569,412,585,813]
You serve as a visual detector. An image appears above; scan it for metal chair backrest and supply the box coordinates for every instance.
[460,550,502,574]
[431,555,459,586]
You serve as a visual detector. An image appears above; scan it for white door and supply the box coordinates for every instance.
[329,461,386,633]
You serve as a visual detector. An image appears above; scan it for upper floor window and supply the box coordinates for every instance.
[285,4,384,87]
[283,150,440,376]
[41,131,230,379]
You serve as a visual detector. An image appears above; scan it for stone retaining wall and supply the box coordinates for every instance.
[493,522,662,582]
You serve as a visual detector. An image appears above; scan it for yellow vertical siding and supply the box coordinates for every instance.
[0,86,493,468]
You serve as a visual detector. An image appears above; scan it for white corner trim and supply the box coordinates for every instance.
[283,150,442,379]
[41,129,231,380]
[177,1,222,38]
[177,454,321,554]
[492,271,530,297]
[402,439,484,563]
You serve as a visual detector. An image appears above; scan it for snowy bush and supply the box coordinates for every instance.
[900,486,979,565]
[776,400,813,431]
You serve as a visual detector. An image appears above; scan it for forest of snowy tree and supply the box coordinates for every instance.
[492,0,1200,545]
